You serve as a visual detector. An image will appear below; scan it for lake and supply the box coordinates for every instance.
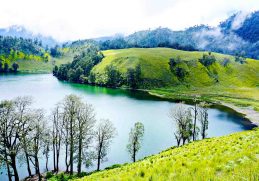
[0,74,255,180]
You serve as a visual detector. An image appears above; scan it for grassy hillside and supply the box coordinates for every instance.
[93,48,258,88]
[91,48,259,113]
[72,128,259,181]
[16,55,73,73]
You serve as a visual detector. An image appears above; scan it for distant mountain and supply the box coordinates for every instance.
[0,25,59,48]
[60,10,259,59]
[220,11,259,43]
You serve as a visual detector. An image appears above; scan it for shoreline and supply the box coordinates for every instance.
[147,91,259,127]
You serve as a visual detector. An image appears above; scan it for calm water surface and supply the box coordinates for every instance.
[0,74,255,180]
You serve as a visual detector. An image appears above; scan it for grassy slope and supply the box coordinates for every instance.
[92,48,259,112]
[15,55,73,73]
[76,128,259,181]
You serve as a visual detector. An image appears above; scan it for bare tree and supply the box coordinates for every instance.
[51,105,62,172]
[63,94,82,175]
[61,112,70,173]
[43,127,51,172]
[169,103,193,146]
[189,98,199,141]
[0,99,28,181]
[76,103,96,174]
[14,96,33,178]
[27,109,46,181]
[94,119,116,171]
[198,102,209,139]
[127,122,144,162]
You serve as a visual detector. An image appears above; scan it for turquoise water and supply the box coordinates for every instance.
[0,74,255,180]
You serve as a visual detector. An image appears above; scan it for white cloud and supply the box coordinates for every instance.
[0,0,258,41]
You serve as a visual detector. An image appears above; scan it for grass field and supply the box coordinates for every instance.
[91,48,259,115]
[16,55,73,73]
[48,128,258,181]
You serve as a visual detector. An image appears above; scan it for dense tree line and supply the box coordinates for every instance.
[53,45,143,89]
[0,36,49,74]
[0,61,19,73]
[53,46,104,83]
[0,36,45,56]
[99,37,197,51]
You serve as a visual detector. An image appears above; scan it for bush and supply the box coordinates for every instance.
[199,53,216,66]
[45,171,54,179]
[105,164,121,170]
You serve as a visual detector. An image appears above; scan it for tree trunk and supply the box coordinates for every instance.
[65,142,69,172]
[5,159,12,181]
[97,141,103,171]
[77,134,82,174]
[35,156,40,174]
[46,153,49,171]
[133,141,136,162]
[10,154,19,181]
[53,136,56,172]
[70,121,74,175]
[193,104,197,141]
[57,141,60,172]
[25,152,32,177]
[97,154,101,171]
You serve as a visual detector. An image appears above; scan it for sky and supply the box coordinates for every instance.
[0,0,258,41]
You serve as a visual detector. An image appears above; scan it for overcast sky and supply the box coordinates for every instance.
[0,0,258,41]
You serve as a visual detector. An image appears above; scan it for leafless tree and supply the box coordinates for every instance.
[14,96,33,178]
[198,102,209,139]
[0,99,26,181]
[27,109,46,181]
[62,94,82,175]
[127,122,144,162]
[43,126,51,172]
[169,103,193,146]
[51,105,62,172]
[93,119,116,171]
[76,103,96,174]
[189,97,199,141]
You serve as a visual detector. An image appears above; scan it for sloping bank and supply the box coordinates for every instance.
[148,90,259,126]
[75,128,259,181]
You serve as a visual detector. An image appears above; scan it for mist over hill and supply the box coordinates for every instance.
[0,25,59,48]
[93,11,259,59]
[1,11,258,59]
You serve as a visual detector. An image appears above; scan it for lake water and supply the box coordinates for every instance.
[0,74,255,180]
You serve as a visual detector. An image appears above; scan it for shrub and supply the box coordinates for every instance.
[105,164,121,170]
[45,171,54,179]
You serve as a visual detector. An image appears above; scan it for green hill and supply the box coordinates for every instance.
[92,48,258,87]
[91,48,259,112]
[72,128,259,181]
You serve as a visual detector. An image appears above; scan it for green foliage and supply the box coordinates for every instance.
[45,171,54,179]
[105,65,123,87]
[50,45,62,57]
[105,164,121,170]
[125,64,142,89]
[127,122,144,162]
[0,35,52,73]
[54,45,104,83]
[199,52,216,66]
[75,128,259,181]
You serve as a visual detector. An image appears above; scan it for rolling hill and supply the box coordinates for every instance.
[48,128,259,181]
[89,48,259,113]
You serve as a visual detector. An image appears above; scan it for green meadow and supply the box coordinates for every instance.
[92,48,259,112]
[49,128,259,181]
